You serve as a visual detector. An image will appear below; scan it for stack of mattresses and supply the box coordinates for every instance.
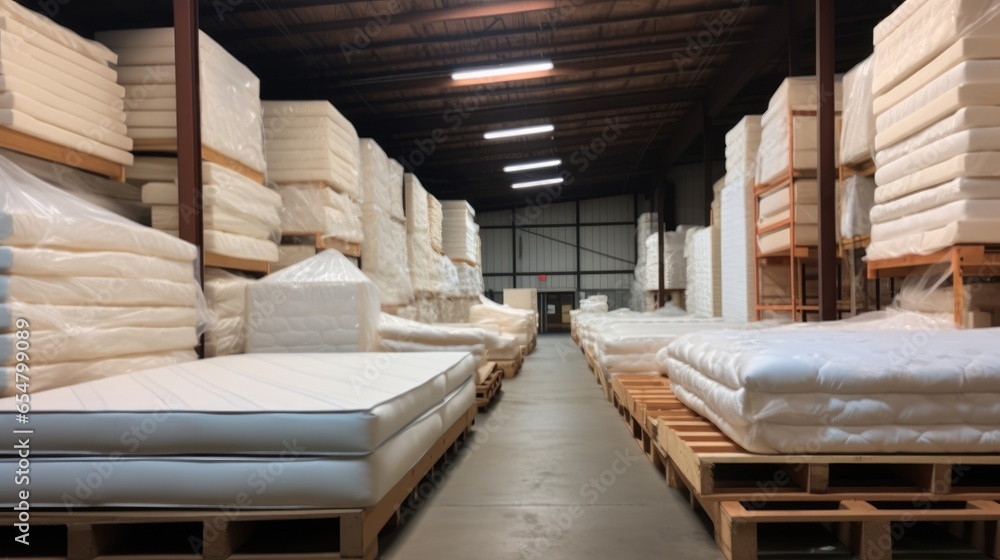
[127,156,282,263]
[631,212,658,310]
[720,116,761,322]
[360,139,412,307]
[441,201,478,265]
[203,267,254,357]
[841,56,877,167]
[643,230,686,290]
[595,317,734,376]
[469,296,535,353]
[377,314,488,376]
[406,174,445,297]
[684,226,721,318]
[0,1,133,167]
[0,154,200,396]
[868,0,1000,260]
[0,352,477,508]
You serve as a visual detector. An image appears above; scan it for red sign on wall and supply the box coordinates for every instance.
[539,274,547,282]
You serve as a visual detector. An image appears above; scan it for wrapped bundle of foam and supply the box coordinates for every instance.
[469,299,534,350]
[0,2,132,166]
[630,212,658,311]
[437,254,460,298]
[756,180,822,255]
[406,174,440,295]
[867,0,1000,260]
[246,250,379,353]
[721,116,762,323]
[362,206,413,306]
[840,175,877,239]
[203,267,254,357]
[133,157,282,262]
[756,77,843,186]
[0,154,203,395]
[685,227,721,318]
[387,159,405,221]
[643,231,686,290]
[0,149,144,223]
[841,56,876,166]
[359,139,404,215]
[441,200,478,264]
[377,314,486,368]
[428,194,444,254]
[262,101,360,199]
[455,263,483,297]
[96,28,264,173]
[580,295,609,313]
[277,184,363,244]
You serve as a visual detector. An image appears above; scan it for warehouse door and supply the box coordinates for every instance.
[543,292,575,333]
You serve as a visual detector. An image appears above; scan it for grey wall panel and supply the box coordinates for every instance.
[514,201,575,226]
[481,228,513,274]
[476,210,511,227]
[579,225,636,271]
[484,276,514,297]
[579,195,635,223]
[516,227,576,273]
[579,273,634,310]
[670,161,726,227]
[519,274,576,291]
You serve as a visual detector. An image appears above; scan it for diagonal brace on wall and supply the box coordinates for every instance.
[518,227,636,266]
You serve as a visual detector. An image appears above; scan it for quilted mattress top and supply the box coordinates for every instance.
[0,352,475,457]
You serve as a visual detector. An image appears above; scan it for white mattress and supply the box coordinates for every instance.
[875,85,1000,151]
[0,246,191,283]
[757,225,818,255]
[262,100,357,139]
[867,220,1000,260]
[362,205,413,305]
[661,324,1000,453]
[203,230,278,262]
[875,106,1000,168]
[759,180,818,219]
[873,0,1000,96]
[596,319,730,374]
[877,61,1000,133]
[871,199,1000,241]
[204,267,253,319]
[874,152,1000,204]
[1,326,196,366]
[870,177,1000,224]
[0,18,117,84]
[0,70,125,135]
[0,109,132,165]
[246,250,380,353]
[684,227,720,318]
[841,56,876,166]
[139,162,281,207]
[152,204,276,241]
[1,274,198,308]
[874,37,1000,116]
[0,51,123,108]
[876,127,1000,186]
[0,302,195,333]
[0,378,475,509]
[1,351,197,398]
[0,352,474,455]
[0,2,117,65]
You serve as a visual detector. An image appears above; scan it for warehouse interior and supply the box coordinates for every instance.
[3,0,1000,558]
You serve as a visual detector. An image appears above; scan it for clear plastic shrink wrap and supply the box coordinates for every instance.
[362,206,414,305]
[203,268,254,357]
[428,194,444,254]
[840,175,877,239]
[246,250,380,353]
[278,184,363,243]
[405,174,440,294]
[0,154,205,395]
[96,28,265,173]
[360,139,392,210]
[840,56,877,165]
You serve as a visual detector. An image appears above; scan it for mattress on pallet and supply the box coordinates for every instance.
[0,246,191,282]
[596,319,729,374]
[0,352,474,456]
[757,225,819,255]
[720,180,756,323]
[870,177,1000,224]
[0,109,132,165]
[872,0,1000,96]
[203,229,278,262]
[875,84,1000,152]
[361,205,413,306]
[867,220,1000,260]
[759,181,818,219]
[871,199,1000,242]
[876,107,1000,168]
[0,377,475,509]
[659,323,1000,454]
[684,227,720,318]
[152,204,276,241]
[874,152,1000,204]
[876,127,1000,187]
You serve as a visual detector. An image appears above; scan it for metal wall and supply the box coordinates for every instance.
[478,194,637,308]
[669,161,726,226]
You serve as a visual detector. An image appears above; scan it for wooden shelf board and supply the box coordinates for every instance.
[0,126,126,181]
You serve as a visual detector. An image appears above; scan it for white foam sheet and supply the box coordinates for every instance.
[0,246,191,283]
[661,323,1000,453]
[0,17,116,83]
[204,267,252,319]
[204,230,279,262]
[877,61,1000,134]
[875,37,1000,117]
[872,0,1000,97]
[874,152,1000,204]
[0,302,195,333]
[840,175,877,239]
[127,156,178,184]
[1,326,196,366]
[757,226,818,255]
[441,201,478,265]
[1,351,197,398]
[406,174,440,294]
[685,227,720,318]
[262,100,357,139]
[876,127,1000,188]
[759,181,818,219]
[0,1,117,64]
[0,86,129,147]
[362,205,413,306]
[2,274,197,308]
[0,377,475,509]
[378,313,485,347]
[0,48,123,109]
[875,107,1000,168]
[876,85,1000,152]
[867,220,1000,260]
[841,56,876,166]
[871,199,1000,242]
[428,194,444,254]
[138,161,280,206]
[247,251,381,353]
[0,109,132,165]
[152,205,275,241]
[360,138,392,210]
[0,351,474,456]
[0,59,122,126]
[870,178,1000,224]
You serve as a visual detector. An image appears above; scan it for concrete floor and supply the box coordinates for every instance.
[380,334,724,560]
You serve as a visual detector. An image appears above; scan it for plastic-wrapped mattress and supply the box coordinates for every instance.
[841,56,876,166]
[684,227,720,318]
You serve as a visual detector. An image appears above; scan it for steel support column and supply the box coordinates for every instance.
[817,0,837,320]
[657,184,666,308]
[174,0,203,271]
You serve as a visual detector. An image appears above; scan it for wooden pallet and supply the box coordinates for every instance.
[0,405,477,560]
[475,365,503,410]
[282,232,362,258]
[204,252,271,275]
[719,498,1000,560]
[495,353,523,379]
[0,127,127,181]
[132,140,265,185]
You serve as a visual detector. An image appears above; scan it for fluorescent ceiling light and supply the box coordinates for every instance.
[452,60,553,81]
[484,124,554,140]
[512,177,564,189]
[504,158,562,173]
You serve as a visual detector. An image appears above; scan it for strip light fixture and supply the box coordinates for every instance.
[484,124,554,140]
[504,158,561,173]
[512,177,564,189]
[452,60,553,81]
